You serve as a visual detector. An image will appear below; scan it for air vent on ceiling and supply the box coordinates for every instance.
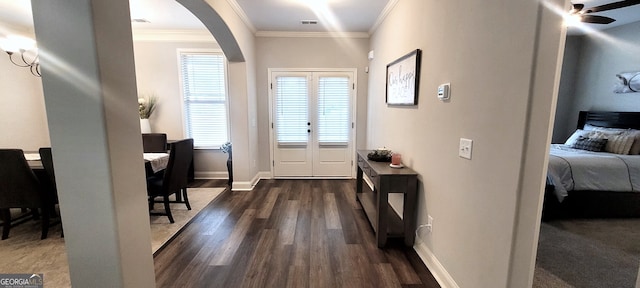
[131,18,150,23]
[301,20,318,25]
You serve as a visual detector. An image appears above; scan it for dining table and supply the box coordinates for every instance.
[6,151,169,234]
[143,152,170,175]
[24,152,170,176]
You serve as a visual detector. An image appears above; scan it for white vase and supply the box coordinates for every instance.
[140,118,151,133]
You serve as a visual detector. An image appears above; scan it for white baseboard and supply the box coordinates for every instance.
[231,171,271,191]
[414,240,459,288]
[364,173,455,287]
[194,171,228,179]
[231,181,253,191]
[257,171,272,180]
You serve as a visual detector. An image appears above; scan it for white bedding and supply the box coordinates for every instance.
[547,144,640,201]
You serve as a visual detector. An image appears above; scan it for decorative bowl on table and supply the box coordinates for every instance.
[367,148,392,162]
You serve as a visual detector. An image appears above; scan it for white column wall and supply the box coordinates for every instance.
[31,0,155,286]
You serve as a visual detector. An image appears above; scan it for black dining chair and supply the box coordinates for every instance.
[0,149,53,240]
[142,133,168,153]
[146,138,193,223]
[38,148,58,201]
[39,147,63,237]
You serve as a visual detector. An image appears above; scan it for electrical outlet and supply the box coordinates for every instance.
[415,215,435,240]
[459,138,473,160]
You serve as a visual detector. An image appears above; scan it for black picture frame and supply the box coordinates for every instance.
[386,49,421,105]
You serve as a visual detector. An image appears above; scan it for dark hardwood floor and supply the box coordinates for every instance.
[154,179,440,288]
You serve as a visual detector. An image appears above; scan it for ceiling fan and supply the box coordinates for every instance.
[570,0,640,24]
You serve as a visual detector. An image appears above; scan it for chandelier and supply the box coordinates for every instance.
[0,35,41,77]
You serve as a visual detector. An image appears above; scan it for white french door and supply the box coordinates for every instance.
[270,69,355,177]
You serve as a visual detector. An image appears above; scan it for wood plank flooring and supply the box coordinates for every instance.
[154,179,440,288]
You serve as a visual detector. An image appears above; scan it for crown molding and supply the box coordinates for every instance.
[255,31,370,38]
[131,29,217,42]
[225,0,257,33]
[369,0,399,35]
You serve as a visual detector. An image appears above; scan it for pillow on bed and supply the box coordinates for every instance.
[579,125,633,154]
[627,130,640,155]
[591,131,635,154]
[564,129,594,146]
[572,136,608,152]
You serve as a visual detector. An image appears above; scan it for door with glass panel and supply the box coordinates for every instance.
[271,70,355,177]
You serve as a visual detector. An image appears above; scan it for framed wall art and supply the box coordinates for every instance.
[614,71,640,93]
[386,49,422,105]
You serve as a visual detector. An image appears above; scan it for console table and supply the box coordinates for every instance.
[356,150,418,248]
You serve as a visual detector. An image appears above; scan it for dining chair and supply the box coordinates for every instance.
[146,138,193,223]
[142,133,168,153]
[39,147,63,237]
[0,149,53,240]
[38,148,58,200]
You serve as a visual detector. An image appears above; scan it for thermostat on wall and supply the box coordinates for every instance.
[437,83,450,101]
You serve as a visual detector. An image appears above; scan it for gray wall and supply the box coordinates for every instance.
[552,35,582,143]
[367,0,564,286]
[254,36,370,172]
[0,54,50,150]
[554,21,640,142]
[132,39,228,177]
[0,37,233,177]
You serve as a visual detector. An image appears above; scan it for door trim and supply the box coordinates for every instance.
[267,68,358,178]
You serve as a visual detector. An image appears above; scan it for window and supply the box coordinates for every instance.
[317,76,350,146]
[275,76,308,145]
[179,51,228,148]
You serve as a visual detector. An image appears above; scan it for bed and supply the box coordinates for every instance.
[543,111,640,219]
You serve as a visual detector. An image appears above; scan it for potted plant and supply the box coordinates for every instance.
[138,94,157,133]
[221,142,232,185]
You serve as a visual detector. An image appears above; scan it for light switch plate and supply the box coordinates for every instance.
[437,83,450,101]
[459,138,473,160]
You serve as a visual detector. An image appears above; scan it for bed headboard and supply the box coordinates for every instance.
[577,111,640,130]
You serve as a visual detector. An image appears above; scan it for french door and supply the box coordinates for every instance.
[270,70,355,177]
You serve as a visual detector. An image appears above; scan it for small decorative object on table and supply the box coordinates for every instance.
[390,153,404,168]
[367,147,392,162]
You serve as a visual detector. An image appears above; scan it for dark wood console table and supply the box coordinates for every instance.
[356,150,418,248]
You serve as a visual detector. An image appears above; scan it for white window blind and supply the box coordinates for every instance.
[317,76,350,146]
[275,76,308,145]
[179,52,228,148]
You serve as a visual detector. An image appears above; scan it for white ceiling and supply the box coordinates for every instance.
[235,0,389,32]
[0,0,638,36]
[0,0,208,34]
[0,0,390,35]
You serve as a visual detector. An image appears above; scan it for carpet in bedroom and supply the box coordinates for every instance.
[534,218,640,288]
[0,187,225,288]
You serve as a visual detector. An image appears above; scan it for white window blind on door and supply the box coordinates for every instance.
[275,76,308,145]
[317,76,350,146]
[179,52,228,148]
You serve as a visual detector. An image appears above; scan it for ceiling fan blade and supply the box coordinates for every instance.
[571,3,584,13]
[584,0,640,13]
[580,14,617,24]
